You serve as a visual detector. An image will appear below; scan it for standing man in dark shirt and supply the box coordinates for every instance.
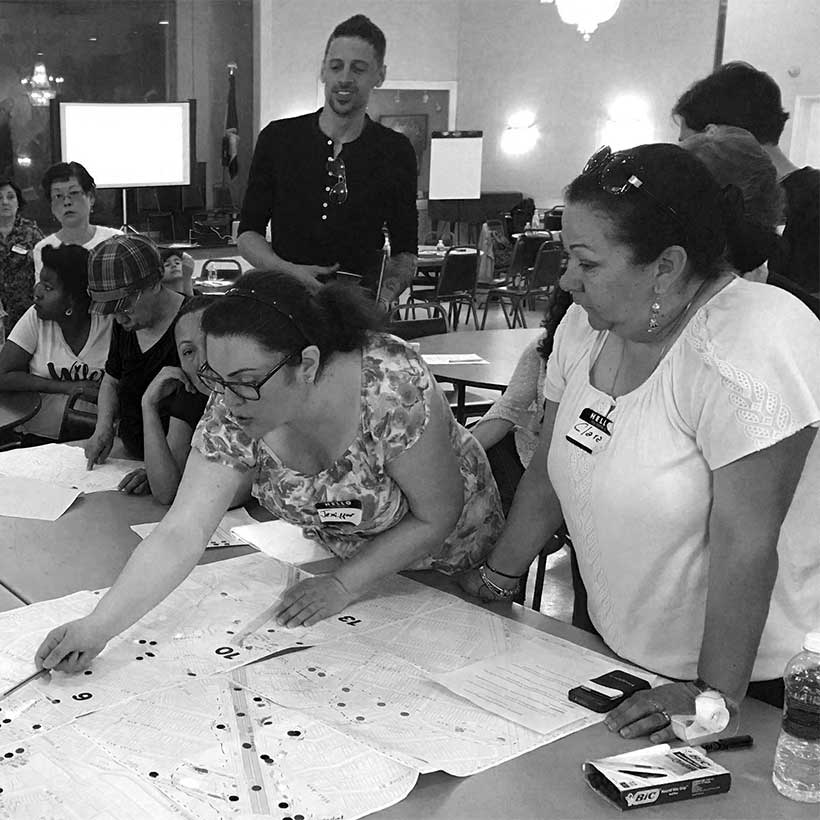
[673,62,819,294]
[84,234,186,464]
[237,14,418,309]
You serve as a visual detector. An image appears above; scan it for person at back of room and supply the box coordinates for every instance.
[0,177,43,331]
[681,123,784,283]
[32,161,121,280]
[0,244,111,443]
[237,14,417,310]
[673,62,819,295]
[83,234,186,464]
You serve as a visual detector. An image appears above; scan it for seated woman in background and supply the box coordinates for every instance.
[462,144,819,731]
[472,289,571,513]
[36,271,503,672]
[119,295,218,502]
[160,248,196,297]
[0,177,44,332]
[680,124,783,283]
[32,161,120,278]
[0,244,112,442]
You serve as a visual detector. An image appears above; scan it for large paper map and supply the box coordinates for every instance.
[0,553,628,818]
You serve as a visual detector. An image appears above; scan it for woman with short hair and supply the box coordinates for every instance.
[0,244,112,442]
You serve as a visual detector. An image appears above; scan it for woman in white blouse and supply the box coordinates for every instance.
[462,144,819,736]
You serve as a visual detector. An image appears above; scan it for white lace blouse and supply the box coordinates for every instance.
[544,278,820,680]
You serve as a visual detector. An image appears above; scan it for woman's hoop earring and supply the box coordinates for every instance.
[647,299,661,333]
[64,307,73,317]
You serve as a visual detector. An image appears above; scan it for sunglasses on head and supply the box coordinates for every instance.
[582,145,682,225]
[326,156,348,205]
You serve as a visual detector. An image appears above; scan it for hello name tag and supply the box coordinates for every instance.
[566,407,613,455]
[11,244,28,255]
[316,500,363,525]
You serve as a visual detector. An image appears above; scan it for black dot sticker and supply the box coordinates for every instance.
[228,795,239,802]
[149,771,158,778]
[149,641,157,646]
[377,702,385,707]
[32,724,41,730]
[215,724,226,730]
[236,711,246,717]
[278,802,289,809]
[2,719,10,724]
[337,702,346,707]
[295,815,305,820]
[267,628,275,633]
[242,742,252,749]
[15,748,23,754]
[251,785,262,791]
[317,672,326,677]
[287,730,301,737]
[226,630,235,635]
[84,670,92,675]
[187,672,197,677]
[400,711,410,717]
[307,667,316,672]
[341,687,350,692]
[4,752,12,758]
[138,639,146,644]
[355,716,365,722]
[145,652,155,658]
[136,656,143,661]
[253,697,263,702]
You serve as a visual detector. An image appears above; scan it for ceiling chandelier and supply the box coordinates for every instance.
[21,56,64,107]
[541,0,621,41]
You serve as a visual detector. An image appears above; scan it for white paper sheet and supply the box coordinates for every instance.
[231,519,333,565]
[0,474,81,520]
[422,353,489,365]
[0,442,142,493]
[432,638,652,736]
[130,507,258,549]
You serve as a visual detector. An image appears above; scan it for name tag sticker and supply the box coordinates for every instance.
[11,244,28,255]
[316,500,363,525]
[565,406,613,455]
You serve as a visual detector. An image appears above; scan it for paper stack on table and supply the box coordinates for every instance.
[130,507,258,548]
[231,519,333,565]
[0,475,80,521]
[0,442,141,494]
[422,353,489,365]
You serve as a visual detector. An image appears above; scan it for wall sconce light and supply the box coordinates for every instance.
[501,110,539,155]
[599,94,653,150]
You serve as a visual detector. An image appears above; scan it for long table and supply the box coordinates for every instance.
[0,491,809,819]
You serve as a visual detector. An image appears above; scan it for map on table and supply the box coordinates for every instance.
[0,442,142,494]
[0,553,629,818]
[130,506,259,549]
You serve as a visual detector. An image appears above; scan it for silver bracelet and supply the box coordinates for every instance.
[478,564,520,600]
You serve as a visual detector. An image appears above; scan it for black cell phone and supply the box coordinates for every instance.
[568,669,651,713]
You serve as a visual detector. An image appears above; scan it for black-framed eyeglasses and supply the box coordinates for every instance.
[116,289,143,316]
[197,350,299,401]
[582,145,682,225]
[326,156,348,205]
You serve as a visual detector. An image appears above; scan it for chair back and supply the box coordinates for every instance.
[508,231,554,284]
[436,247,479,298]
[59,393,98,442]
[385,302,448,340]
[529,241,565,291]
[767,272,820,319]
[201,258,243,282]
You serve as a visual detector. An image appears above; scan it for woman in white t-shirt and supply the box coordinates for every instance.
[0,244,112,441]
[32,161,121,280]
[462,144,819,733]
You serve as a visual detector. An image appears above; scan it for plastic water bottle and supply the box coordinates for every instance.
[772,632,820,802]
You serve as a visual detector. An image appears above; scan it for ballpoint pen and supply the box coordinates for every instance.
[0,668,50,701]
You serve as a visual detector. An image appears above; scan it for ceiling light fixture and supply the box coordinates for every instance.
[541,0,621,41]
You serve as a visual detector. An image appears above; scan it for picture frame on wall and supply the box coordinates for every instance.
[379,114,428,174]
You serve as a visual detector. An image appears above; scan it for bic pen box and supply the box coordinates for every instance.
[583,744,731,811]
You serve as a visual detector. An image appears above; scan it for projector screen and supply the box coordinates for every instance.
[59,102,192,188]
[429,131,483,200]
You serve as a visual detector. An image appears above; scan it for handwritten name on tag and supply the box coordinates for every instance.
[316,500,363,525]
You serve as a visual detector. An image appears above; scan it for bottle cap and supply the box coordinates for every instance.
[803,632,820,653]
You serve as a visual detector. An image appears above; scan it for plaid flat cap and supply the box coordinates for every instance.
[87,233,162,315]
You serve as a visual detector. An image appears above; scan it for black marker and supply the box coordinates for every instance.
[698,735,754,753]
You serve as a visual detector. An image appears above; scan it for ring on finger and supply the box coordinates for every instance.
[656,709,671,728]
